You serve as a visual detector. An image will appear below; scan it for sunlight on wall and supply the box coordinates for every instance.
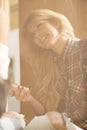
[8,29,20,112]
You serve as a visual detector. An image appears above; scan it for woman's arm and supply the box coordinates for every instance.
[12,85,45,115]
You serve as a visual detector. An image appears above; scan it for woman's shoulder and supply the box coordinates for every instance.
[76,38,87,56]
[73,38,87,50]
[77,38,87,46]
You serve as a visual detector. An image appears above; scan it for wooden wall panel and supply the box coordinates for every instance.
[10,0,19,30]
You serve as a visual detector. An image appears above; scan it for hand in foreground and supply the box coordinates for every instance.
[3,111,26,128]
[47,111,65,130]
[11,85,32,102]
[3,111,24,119]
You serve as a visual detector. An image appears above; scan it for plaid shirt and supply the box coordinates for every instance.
[58,39,87,129]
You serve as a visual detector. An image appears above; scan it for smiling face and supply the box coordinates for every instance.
[27,20,59,49]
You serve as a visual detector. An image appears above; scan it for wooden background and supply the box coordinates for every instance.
[10,0,19,30]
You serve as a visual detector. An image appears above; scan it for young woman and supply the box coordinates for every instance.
[14,9,87,130]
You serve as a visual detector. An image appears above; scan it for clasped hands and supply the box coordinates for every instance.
[10,85,65,130]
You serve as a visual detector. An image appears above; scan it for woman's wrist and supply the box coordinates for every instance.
[27,94,33,103]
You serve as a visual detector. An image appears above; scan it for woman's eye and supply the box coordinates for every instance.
[37,23,43,28]
[37,24,41,28]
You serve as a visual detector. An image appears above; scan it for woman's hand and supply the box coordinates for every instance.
[11,85,32,102]
[47,111,65,130]
[11,84,45,115]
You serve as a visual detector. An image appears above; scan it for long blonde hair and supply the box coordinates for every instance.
[23,9,75,111]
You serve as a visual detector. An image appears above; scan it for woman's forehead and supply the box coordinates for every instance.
[27,18,47,33]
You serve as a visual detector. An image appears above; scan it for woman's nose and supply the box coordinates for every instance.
[35,33,42,41]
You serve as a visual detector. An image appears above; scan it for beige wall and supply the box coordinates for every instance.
[19,0,87,122]
[10,0,19,30]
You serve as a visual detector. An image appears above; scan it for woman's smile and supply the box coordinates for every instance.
[28,21,59,49]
